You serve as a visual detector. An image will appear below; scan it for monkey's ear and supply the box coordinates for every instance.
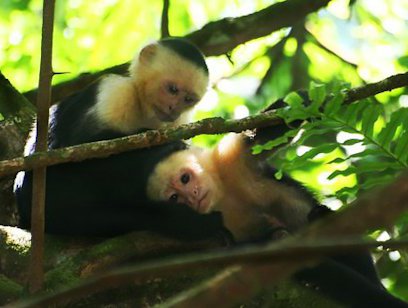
[139,43,158,64]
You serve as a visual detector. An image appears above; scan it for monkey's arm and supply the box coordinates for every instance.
[38,201,228,240]
[16,173,228,240]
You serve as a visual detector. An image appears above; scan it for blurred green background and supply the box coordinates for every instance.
[1,0,407,300]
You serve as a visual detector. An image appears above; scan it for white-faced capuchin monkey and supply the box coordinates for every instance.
[15,38,229,240]
[147,133,408,307]
[147,133,314,242]
[46,37,209,149]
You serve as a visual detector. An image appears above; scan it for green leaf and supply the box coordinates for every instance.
[394,129,408,163]
[299,126,337,144]
[328,157,347,164]
[361,105,382,139]
[349,148,385,159]
[357,161,399,173]
[341,139,363,146]
[318,118,343,128]
[0,113,4,121]
[276,107,309,123]
[324,93,344,116]
[274,169,283,180]
[309,81,327,107]
[360,175,395,191]
[377,113,402,151]
[343,100,369,126]
[251,130,298,154]
[252,145,263,155]
[284,92,304,108]
[298,143,338,160]
[328,167,357,180]
[398,55,408,68]
[335,186,358,197]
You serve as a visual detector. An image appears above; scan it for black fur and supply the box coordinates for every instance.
[15,86,406,305]
[49,80,106,148]
[16,82,228,239]
[295,259,408,307]
[15,141,226,239]
[161,38,208,74]
[14,36,226,239]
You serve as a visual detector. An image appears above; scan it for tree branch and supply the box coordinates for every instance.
[23,0,332,105]
[344,72,408,103]
[29,0,55,293]
[186,0,330,56]
[1,72,407,178]
[9,170,408,307]
[161,169,408,306]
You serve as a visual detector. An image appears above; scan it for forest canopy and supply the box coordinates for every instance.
[0,0,407,306]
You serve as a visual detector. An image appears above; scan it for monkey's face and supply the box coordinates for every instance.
[165,164,218,214]
[147,150,219,213]
[135,44,209,123]
[149,79,200,122]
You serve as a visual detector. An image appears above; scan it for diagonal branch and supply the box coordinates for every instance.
[9,171,408,308]
[23,0,332,105]
[1,72,407,178]
[186,0,331,56]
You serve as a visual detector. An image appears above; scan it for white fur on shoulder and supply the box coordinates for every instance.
[93,75,143,133]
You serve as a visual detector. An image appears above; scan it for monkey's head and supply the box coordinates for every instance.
[130,38,209,122]
[146,147,221,214]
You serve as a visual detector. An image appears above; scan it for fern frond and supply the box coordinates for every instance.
[259,84,407,202]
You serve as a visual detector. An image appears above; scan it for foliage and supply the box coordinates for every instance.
[1,0,408,302]
[254,83,408,199]
[253,81,408,299]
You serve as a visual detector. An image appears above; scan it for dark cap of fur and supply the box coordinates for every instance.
[159,37,208,74]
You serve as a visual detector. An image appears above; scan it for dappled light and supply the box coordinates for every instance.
[0,0,407,306]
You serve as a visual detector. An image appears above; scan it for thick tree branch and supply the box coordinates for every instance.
[344,72,408,103]
[186,0,330,56]
[9,170,408,307]
[44,232,224,292]
[163,169,408,307]
[23,0,331,105]
[1,72,407,178]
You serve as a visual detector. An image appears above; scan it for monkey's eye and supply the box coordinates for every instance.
[169,193,178,202]
[184,96,195,104]
[167,84,179,95]
[180,173,190,184]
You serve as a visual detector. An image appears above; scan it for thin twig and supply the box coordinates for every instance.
[161,0,170,38]
[28,0,55,293]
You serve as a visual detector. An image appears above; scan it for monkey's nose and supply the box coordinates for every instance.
[193,186,199,196]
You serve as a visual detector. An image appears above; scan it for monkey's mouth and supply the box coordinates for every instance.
[196,191,209,213]
[153,106,179,122]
